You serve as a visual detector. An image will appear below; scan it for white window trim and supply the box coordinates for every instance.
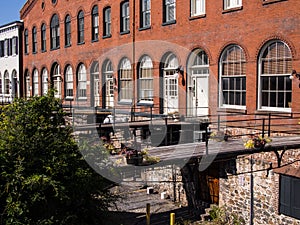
[191,0,205,17]
[224,0,242,10]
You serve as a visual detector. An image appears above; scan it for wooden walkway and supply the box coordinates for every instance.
[147,135,300,163]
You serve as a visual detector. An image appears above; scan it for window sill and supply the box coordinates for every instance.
[139,26,151,31]
[41,50,47,53]
[222,6,243,14]
[91,39,99,43]
[64,44,71,48]
[102,34,112,39]
[137,101,154,106]
[262,0,287,5]
[77,42,85,45]
[217,107,247,114]
[50,47,60,51]
[120,30,130,35]
[118,100,132,105]
[32,51,37,54]
[65,97,74,101]
[255,108,292,114]
[189,14,206,20]
[162,20,176,26]
[77,97,87,101]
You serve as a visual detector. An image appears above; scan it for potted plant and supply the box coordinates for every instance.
[244,134,272,149]
[125,149,143,165]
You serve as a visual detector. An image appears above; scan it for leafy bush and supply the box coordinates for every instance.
[0,92,117,225]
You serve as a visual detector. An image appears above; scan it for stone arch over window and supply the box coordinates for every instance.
[258,40,292,111]
[219,44,246,109]
[118,57,132,102]
[138,55,153,103]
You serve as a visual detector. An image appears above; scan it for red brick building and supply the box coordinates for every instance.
[20,0,300,116]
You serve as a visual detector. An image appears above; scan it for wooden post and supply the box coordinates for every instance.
[146,203,150,225]
[170,213,175,225]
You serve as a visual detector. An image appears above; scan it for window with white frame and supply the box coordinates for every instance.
[77,64,87,98]
[191,0,205,17]
[4,71,9,95]
[42,68,48,95]
[258,40,292,110]
[52,64,61,98]
[121,1,130,33]
[41,24,46,51]
[32,27,37,53]
[92,5,99,41]
[50,14,60,49]
[78,11,85,44]
[12,37,18,55]
[103,7,111,37]
[138,55,153,102]
[224,0,242,10]
[25,72,30,98]
[65,65,73,99]
[164,0,176,23]
[119,58,133,102]
[103,60,114,108]
[141,0,151,28]
[65,15,71,46]
[220,45,246,108]
[33,69,39,96]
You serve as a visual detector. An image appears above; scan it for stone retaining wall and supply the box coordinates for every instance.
[219,150,300,225]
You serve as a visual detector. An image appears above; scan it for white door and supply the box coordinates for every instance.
[106,74,114,108]
[192,75,209,116]
[164,73,178,114]
[93,77,100,107]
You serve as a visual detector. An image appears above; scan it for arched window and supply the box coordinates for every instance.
[4,71,9,95]
[162,53,179,114]
[33,69,39,96]
[25,71,30,98]
[65,65,73,99]
[50,14,60,49]
[65,15,71,46]
[41,68,48,95]
[258,40,292,111]
[103,60,114,108]
[52,63,61,98]
[92,6,99,41]
[32,26,37,53]
[77,64,87,98]
[138,55,153,103]
[118,58,132,102]
[41,23,46,52]
[103,7,111,37]
[77,10,84,44]
[219,45,246,108]
[187,49,209,116]
[24,29,29,54]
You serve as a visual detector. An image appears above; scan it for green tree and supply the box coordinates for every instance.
[0,92,117,225]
